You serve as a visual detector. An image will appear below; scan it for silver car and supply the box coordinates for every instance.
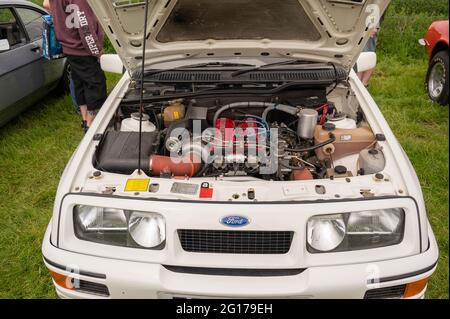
[0,0,66,126]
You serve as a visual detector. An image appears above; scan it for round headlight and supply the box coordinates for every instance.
[128,212,166,248]
[307,214,346,252]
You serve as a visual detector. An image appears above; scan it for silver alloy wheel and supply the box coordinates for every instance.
[428,61,446,99]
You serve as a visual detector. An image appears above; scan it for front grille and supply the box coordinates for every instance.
[364,285,406,299]
[178,229,294,254]
[76,280,110,297]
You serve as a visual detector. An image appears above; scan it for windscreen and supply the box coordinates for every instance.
[156,0,322,43]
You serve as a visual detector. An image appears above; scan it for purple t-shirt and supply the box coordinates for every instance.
[49,0,103,58]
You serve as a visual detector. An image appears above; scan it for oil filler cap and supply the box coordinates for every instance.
[322,123,336,132]
[93,171,102,178]
[334,165,347,175]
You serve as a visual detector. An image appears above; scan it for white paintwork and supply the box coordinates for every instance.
[41,69,438,298]
[356,52,377,73]
[42,222,438,299]
[87,0,391,73]
[100,54,124,74]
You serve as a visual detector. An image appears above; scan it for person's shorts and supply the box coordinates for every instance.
[66,55,107,111]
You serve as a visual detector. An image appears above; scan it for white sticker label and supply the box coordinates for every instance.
[171,182,199,195]
[340,135,353,142]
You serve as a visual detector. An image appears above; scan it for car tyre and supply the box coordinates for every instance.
[425,50,449,106]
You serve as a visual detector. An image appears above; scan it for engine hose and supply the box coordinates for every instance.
[261,104,299,122]
[213,102,299,124]
[314,167,328,179]
[149,154,202,177]
[285,134,336,153]
[319,104,329,125]
[195,162,212,177]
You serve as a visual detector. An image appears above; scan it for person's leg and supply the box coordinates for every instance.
[69,76,81,115]
[361,68,375,87]
[357,71,364,82]
[83,57,107,128]
[67,56,88,127]
[79,105,88,130]
[85,108,97,127]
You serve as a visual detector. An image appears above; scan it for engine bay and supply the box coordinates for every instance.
[93,85,386,182]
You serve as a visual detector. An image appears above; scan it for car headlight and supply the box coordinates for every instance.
[307,208,405,253]
[307,214,346,251]
[74,205,166,249]
[129,212,165,248]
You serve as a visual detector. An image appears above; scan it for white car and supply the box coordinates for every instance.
[42,0,438,299]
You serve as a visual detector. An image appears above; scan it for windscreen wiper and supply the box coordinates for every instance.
[143,62,256,77]
[231,59,324,77]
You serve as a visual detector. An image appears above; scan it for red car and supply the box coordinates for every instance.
[419,20,449,105]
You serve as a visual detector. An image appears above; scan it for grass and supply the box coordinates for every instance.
[370,59,449,299]
[0,75,120,298]
[0,0,448,299]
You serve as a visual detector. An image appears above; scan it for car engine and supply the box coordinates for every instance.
[94,88,385,181]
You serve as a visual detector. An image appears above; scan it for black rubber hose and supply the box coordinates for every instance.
[195,163,210,177]
[285,134,336,153]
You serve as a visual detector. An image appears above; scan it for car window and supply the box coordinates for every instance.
[16,7,44,41]
[0,7,26,49]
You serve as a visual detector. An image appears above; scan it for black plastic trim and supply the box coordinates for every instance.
[43,257,107,279]
[367,260,438,284]
[141,68,347,84]
[77,280,110,297]
[364,284,406,299]
[163,265,306,277]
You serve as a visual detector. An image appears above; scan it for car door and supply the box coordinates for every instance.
[15,5,65,87]
[0,5,63,127]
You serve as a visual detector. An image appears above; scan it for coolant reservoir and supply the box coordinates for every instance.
[314,124,375,160]
[121,112,157,133]
[358,149,386,175]
[327,113,357,129]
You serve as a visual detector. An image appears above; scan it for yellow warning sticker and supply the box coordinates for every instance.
[125,179,150,192]
[173,111,180,120]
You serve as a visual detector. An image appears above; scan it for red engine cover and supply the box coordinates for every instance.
[215,118,236,151]
[215,117,263,155]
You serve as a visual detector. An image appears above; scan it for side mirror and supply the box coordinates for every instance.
[100,54,124,74]
[0,39,11,52]
[418,38,428,46]
[355,52,377,73]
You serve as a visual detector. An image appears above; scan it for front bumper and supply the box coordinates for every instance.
[42,222,438,299]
